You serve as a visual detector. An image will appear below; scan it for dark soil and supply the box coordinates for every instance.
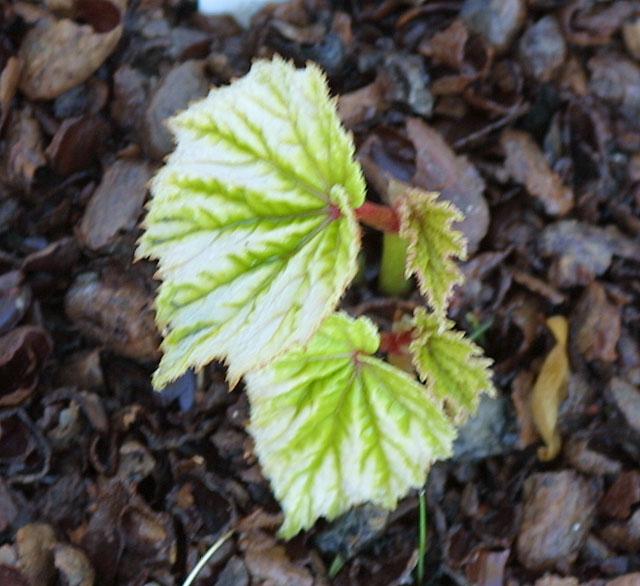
[2,0,640,584]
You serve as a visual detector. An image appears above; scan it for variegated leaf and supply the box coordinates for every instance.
[410,308,494,422]
[397,184,466,315]
[246,312,455,537]
[137,58,365,388]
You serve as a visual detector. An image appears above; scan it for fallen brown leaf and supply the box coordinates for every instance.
[530,315,570,461]
[18,0,126,100]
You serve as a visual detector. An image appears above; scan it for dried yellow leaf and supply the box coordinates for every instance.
[530,315,570,462]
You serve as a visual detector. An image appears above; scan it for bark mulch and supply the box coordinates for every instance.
[1,0,640,584]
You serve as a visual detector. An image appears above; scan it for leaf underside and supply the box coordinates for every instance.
[245,312,455,538]
[410,308,494,423]
[398,186,466,315]
[137,58,365,388]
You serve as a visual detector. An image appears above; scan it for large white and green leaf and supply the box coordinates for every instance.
[410,308,494,422]
[137,58,366,388]
[245,312,455,538]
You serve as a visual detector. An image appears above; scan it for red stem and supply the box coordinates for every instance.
[379,330,414,354]
[355,201,401,233]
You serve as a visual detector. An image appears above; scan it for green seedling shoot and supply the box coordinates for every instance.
[137,58,494,538]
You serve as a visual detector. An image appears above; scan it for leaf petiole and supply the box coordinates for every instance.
[379,329,414,355]
[355,200,401,233]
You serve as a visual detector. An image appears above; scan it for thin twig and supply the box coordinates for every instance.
[182,530,234,586]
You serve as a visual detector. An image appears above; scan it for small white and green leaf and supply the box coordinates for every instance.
[395,182,466,315]
[410,307,494,422]
[245,312,455,538]
[137,58,366,388]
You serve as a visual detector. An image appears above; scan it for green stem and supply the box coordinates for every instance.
[378,232,412,296]
[417,489,427,585]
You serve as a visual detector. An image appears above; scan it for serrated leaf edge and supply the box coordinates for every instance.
[135,58,366,388]
[409,307,495,425]
[397,186,467,315]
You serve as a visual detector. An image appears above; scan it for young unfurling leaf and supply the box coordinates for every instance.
[396,184,466,315]
[245,312,455,537]
[137,59,365,388]
[410,308,494,422]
